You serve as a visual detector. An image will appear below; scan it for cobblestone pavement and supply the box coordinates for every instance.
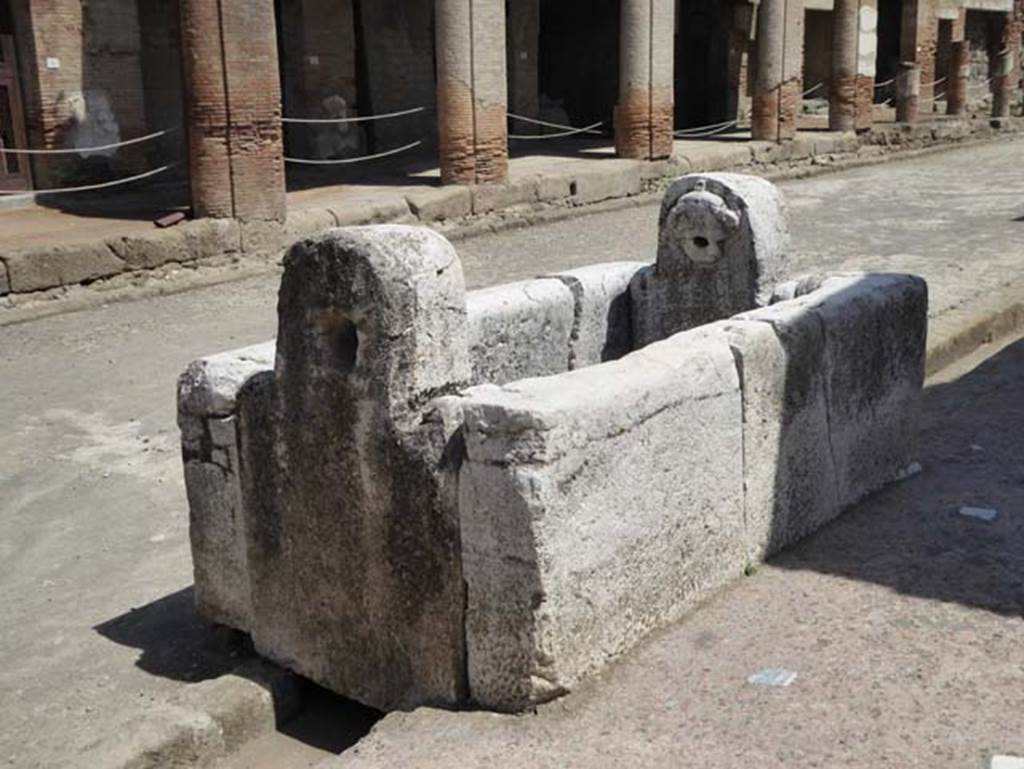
[0,138,1022,768]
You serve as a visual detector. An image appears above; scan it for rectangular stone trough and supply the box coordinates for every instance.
[177,175,927,714]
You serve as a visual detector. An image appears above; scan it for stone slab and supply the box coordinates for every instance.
[406,186,473,221]
[550,261,647,369]
[178,341,276,631]
[242,226,471,711]
[4,242,126,293]
[458,325,745,711]
[569,160,643,205]
[472,178,540,214]
[0,258,9,296]
[465,278,575,385]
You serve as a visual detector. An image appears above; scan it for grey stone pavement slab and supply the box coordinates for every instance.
[0,138,1022,768]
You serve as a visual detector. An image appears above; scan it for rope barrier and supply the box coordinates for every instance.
[802,82,824,97]
[284,140,422,165]
[0,163,176,195]
[675,118,737,135]
[509,121,604,140]
[281,106,427,125]
[674,120,738,139]
[874,77,897,89]
[969,77,994,91]
[507,113,604,136]
[0,126,179,155]
[923,76,947,88]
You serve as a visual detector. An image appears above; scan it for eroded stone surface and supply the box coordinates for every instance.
[242,225,472,711]
[631,173,788,347]
[466,278,574,385]
[458,326,745,711]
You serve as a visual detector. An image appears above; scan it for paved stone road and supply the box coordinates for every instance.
[0,138,1022,768]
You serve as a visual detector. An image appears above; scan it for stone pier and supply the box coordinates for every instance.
[992,13,1017,121]
[854,0,879,131]
[435,0,509,185]
[900,0,937,110]
[946,39,970,116]
[614,0,675,160]
[752,0,804,142]
[896,62,921,124]
[179,0,285,221]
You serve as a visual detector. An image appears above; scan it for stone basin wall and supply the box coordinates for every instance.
[176,176,927,713]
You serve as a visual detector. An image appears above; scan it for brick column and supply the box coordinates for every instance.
[992,13,1016,120]
[854,0,879,131]
[614,0,674,160]
[896,61,921,123]
[435,0,508,185]
[752,0,804,142]
[179,0,285,222]
[900,0,937,106]
[830,0,859,131]
[946,39,969,115]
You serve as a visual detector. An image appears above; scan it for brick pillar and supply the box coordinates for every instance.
[435,0,508,185]
[752,0,804,142]
[830,0,858,131]
[900,0,937,106]
[614,0,674,160]
[854,0,879,131]
[896,61,921,123]
[180,0,286,222]
[992,13,1016,120]
[946,39,969,115]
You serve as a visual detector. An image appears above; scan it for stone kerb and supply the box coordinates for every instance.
[458,326,746,711]
[630,173,788,347]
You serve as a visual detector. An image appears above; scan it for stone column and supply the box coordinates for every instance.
[900,0,937,107]
[179,0,286,222]
[991,14,1016,120]
[752,0,804,142]
[615,0,675,160]
[896,61,921,123]
[946,39,969,115]
[830,0,859,131]
[854,0,879,131]
[435,0,509,185]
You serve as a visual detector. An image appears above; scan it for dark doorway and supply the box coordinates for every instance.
[675,0,743,129]
[0,0,31,190]
[538,0,619,135]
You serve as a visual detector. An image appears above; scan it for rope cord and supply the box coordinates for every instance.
[874,77,897,89]
[0,163,175,195]
[675,121,738,139]
[281,106,426,125]
[802,82,824,97]
[509,121,604,140]
[507,113,604,135]
[284,140,422,165]
[675,118,737,135]
[0,126,179,155]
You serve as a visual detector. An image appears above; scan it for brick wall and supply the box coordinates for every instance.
[10,0,148,187]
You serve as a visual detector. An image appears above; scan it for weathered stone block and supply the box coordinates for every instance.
[725,272,926,561]
[0,259,9,296]
[330,198,414,227]
[458,326,745,711]
[809,273,927,507]
[466,278,574,384]
[178,342,276,631]
[5,242,126,293]
[550,261,647,369]
[405,186,472,222]
[569,160,643,205]
[242,226,471,711]
[284,208,338,243]
[471,177,540,214]
[631,172,788,347]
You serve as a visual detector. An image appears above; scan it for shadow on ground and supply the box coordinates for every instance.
[772,337,1024,618]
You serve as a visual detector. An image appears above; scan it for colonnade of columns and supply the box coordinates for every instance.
[177,0,1021,222]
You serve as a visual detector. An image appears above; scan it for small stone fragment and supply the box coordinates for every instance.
[959,506,998,522]
[991,756,1024,769]
[747,668,797,687]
